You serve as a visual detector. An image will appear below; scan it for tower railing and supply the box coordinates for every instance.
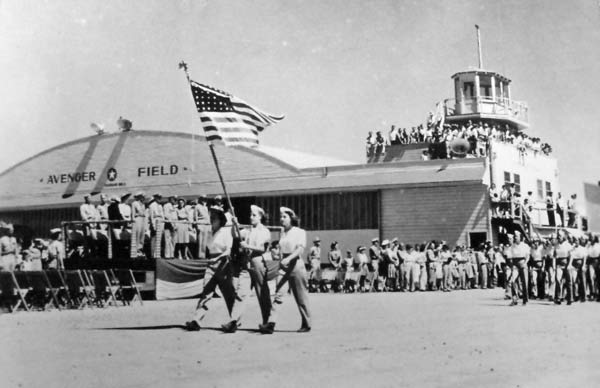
[444,97,528,123]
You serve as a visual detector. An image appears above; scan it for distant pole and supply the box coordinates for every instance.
[475,25,483,69]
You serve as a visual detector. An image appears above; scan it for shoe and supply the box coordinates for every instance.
[567,301,572,306]
[522,301,527,306]
[259,322,275,334]
[221,320,239,333]
[554,299,562,305]
[297,326,311,333]
[510,300,518,306]
[184,320,201,331]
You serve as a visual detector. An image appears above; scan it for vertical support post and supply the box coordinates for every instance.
[475,25,483,69]
[474,73,481,112]
[107,223,113,260]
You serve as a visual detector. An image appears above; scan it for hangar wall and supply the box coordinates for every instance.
[380,183,490,246]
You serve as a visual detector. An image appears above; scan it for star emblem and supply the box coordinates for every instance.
[107,167,118,182]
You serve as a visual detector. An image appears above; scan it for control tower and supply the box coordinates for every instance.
[443,69,529,130]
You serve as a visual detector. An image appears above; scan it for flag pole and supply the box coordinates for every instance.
[179,61,240,236]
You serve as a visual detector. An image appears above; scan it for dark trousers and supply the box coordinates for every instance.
[573,259,586,301]
[555,264,573,302]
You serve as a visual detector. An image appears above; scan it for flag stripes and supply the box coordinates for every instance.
[189,81,284,147]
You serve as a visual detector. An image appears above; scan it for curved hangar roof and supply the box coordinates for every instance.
[0,130,485,211]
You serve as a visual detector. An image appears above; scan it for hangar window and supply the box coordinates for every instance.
[255,191,379,230]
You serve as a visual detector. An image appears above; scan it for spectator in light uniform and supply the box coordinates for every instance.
[509,231,530,306]
[308,237,322,292]
[148,193,164,259]
[570,238,588,302]
[554,231,573,305]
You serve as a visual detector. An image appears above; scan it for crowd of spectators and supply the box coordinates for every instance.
[366,120,553,160]
[304,233,600,305]
[488,184,581,230]
[0,221,64,272]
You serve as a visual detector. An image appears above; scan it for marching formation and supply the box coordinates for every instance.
[184,204,311,334]
[305,230,600,307]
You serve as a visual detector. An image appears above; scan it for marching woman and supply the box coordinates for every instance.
[233,205,272,329]
[185,205,237,332]
[259,206,311,334]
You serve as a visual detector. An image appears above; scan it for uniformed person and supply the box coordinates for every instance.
[0,223,18,271]
[356,246,369,292]
[554,231,573,305]
[215,204,272,332]
[440,244,452,292]
[174,198,190,260]
[426,241,439,291]
[571,237,588,303]
[308,237,322,292]
[379,240,391,291]
[476,243,489,289]
[588,235,600,301]
[404,244,418,292]
[185,205,237,332]
[369,238,382,291]
[528,239,544,299]
[328,241,343,292]
[194,195,210,259]
[130,192,147,258]
[163,196,177,259]
[260,206,311,334]
[542,238,556,301]
[47,228,65,270]
[96,194,109,230]
[509,231,530,306]
[503,236,514,299]
[148,193,165,259]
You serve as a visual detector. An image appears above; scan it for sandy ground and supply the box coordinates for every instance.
[1,289,599,388]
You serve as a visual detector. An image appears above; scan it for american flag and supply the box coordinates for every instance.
[190,81,284,147]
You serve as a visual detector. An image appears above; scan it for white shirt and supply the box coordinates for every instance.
[279,226,306,255]
[207,226,233,255]
[119,203,132,221]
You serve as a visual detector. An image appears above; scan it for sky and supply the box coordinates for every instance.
[0,0,599,202]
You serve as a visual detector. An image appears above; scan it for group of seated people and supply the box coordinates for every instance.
[366,120,552,160]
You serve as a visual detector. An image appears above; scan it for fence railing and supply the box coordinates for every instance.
[444,97,529,123]
[61,220,282,260]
